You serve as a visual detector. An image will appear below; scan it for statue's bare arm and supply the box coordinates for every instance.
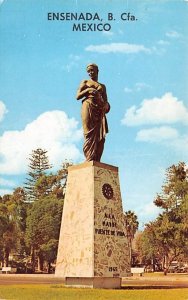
[76,80,99,100]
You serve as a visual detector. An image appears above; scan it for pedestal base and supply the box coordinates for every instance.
[65,277,122,289]
[55,161,131,287]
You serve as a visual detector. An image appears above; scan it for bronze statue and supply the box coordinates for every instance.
[76,63,110,161]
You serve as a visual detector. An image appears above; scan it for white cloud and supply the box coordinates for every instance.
[137,202,160,219]
[136,126,188,156]
[85,43,151,54]
[0,110,83,175]
[122,93,188,126]
[166,30,181,39]
[0,101,8,122]
[136,126,179,142]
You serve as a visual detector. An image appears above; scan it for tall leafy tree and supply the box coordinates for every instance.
[0,188,27,267]
[124,210,139,265]
[10,188,29,256]
[26,196,63,272]
[137,162,188,272]
[136,220,171,271]
[0,206,9,266]
[153,162,188,270]
[154,162,188,210]
[25,160,72,272]
[24,148,52,202]
[34,160,72,200]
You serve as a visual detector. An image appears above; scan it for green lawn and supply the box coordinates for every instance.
[0,285,188,300]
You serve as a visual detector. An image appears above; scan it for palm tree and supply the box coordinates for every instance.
[124,210,139,265]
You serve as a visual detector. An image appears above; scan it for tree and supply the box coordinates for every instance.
[124,210,139,265]
[24,148,52,202]
[153,162,188,271]
[0,198,19,266]
[40,239,58,273]
[0,151,71,271]
[34,160,72,200]
[138,162,188,273]
[154,162,188,210]
[10,188,29,256]
[136,221,164,271]
[26,196,63,272]
[25,160,72,272]
[0,210,9,266]
[0,188,29,267]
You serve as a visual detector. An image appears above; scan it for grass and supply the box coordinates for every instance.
[0,284,188,300]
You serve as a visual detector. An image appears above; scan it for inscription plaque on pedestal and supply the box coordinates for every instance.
[55,161,130,288]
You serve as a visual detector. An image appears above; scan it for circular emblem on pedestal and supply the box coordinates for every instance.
[102,183,114,199]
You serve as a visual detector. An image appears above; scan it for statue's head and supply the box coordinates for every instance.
[86,63,99,80]
[86,63,99,71]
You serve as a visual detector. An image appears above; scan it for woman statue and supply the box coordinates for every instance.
[76,63,110,162]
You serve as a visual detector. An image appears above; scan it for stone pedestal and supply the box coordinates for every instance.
[55,161,130,288]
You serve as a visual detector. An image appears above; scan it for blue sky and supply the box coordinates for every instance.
[0,0,188,228]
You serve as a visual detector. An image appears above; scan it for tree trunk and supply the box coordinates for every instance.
[1,258,5,267]
[47,262,51,274]
[128,236,132,266]
[163,255,169,275]
[4,248,9,267]
[38,253,44,272]
[152,257,155,272]
[31,247,36,273]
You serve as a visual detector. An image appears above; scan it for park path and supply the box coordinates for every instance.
[0,274,188,288]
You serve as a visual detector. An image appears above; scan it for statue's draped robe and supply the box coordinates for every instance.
[80,80,109,161]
